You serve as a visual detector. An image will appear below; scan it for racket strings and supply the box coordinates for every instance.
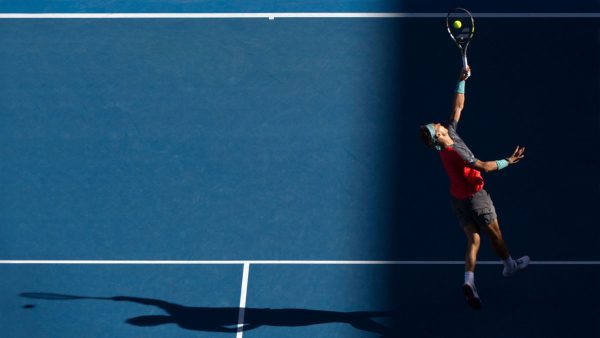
[447,9,473,42]
[455,29,472,40]
[448,20,473,42]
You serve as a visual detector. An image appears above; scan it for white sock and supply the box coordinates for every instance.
[464,271,474,285]
[502,256,516,270]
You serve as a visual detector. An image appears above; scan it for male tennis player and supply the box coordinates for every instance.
[418,67,529,310]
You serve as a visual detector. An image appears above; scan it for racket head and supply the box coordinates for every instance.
[446,8,474,54]
[20,292,87,300]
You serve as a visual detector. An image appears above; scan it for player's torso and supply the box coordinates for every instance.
[440,131,483,198]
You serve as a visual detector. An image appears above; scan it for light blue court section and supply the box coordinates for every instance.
[0,0,598,14]
[0,18,405,260]
[0,264,243,337]
[244,264,600,337]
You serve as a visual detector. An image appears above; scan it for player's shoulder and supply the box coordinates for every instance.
[438,143,457,154]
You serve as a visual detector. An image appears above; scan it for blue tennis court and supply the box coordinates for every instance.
[1,1,599,337]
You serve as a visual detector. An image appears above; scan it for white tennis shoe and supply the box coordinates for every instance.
[462,282,482,310]
[503,256,530,278]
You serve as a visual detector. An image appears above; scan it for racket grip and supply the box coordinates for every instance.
[462,55,470,78]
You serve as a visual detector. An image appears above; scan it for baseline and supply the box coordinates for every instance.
[0,13,600,19]
[0,260,598,264]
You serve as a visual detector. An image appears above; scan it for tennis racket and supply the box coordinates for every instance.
[446,8,474,79]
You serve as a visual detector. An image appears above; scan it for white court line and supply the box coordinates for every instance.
[0,13,599,19]
[236,263,250,338]
[0,260,599,264]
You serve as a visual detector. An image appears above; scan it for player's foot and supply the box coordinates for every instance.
[462,282,482,310]
[503,255,530,278]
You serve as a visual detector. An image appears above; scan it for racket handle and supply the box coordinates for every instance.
[462,55,470,79]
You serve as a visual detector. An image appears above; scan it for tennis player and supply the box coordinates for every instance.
[418,67,529,310]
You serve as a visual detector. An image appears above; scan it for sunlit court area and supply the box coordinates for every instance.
[1,1,599,337]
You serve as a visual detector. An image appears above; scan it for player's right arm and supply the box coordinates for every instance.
[470,160,497,173]
[450,67,470,123]
[469,147,526,173]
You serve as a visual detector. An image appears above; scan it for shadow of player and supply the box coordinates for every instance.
[112,296,397,336]
[20,293,398,336]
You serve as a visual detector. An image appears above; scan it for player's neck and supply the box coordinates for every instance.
[439,137,454,148]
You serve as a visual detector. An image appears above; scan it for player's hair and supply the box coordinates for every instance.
[419,125,438,149]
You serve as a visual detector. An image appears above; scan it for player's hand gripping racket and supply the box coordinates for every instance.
[446,8,474,79]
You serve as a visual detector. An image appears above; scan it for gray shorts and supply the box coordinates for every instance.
[451,188,498,229]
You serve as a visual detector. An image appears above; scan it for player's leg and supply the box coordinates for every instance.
[481,218,530,277]
[479,218,509,260]
[452,198,480,271]
[462,222,482,310]
[470,190,529,277]
[463,222,480,272]
[452,197,483,309]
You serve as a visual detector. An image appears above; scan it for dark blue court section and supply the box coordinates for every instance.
[396,18,600,262]
[0,264,243,337]
[1,0,599,14]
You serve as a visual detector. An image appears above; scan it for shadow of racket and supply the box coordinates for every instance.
[20,293,112,301]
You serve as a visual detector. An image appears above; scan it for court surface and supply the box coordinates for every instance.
[1,1,599,337]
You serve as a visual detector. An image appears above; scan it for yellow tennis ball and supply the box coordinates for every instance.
[454,20,462,29]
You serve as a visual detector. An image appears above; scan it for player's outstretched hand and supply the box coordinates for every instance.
[459,66,471,81]
[509,146,525,164]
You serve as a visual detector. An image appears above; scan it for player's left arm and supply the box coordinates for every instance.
[467,146,525,173]
[450,67,470,123]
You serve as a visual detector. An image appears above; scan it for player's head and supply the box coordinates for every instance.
[419,123,448,150]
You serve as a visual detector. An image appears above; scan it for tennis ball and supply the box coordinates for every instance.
[454,20,462,29]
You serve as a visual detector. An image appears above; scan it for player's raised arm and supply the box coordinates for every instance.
[469,146,526,173]
[450,67,470,123]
